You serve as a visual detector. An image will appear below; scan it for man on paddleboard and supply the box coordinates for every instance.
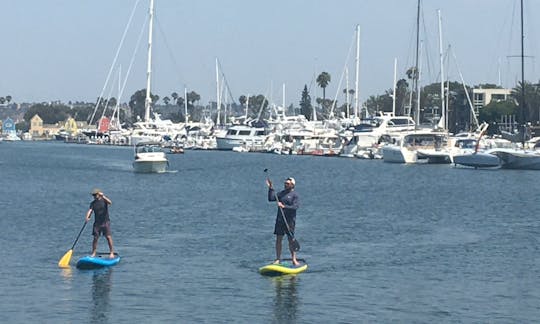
[266,177,300,266]
[85,188,115,258]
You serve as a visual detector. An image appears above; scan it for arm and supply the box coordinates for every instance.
[101,193,112,205]
[97,191,112,205]
[266,179,276,202]
[85,208,93,222]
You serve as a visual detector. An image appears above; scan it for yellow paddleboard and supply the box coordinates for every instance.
[259,259,308,276]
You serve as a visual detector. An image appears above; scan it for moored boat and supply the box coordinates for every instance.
[133,141,168,173]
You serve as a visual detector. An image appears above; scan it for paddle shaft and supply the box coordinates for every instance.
[71,221,88,250]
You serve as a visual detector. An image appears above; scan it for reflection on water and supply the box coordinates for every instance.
[90,268,113,324]
[60,268,73,281]
[271,275,299,323]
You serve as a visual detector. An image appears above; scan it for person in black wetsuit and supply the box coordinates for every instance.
[85,188,115,258]
[266,177,300,266]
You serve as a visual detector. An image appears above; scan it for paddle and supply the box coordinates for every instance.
[58,221,88,268]
[264,169,300,252]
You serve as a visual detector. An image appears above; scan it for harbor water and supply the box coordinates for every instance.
[1,141,539,323]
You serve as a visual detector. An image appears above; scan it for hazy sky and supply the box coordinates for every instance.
[2,0,540,107]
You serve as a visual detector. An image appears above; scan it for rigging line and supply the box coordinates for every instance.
[419,7,435,85]
[216,59,238,105]
[89,0,142,126]
[523,0,537,77]
[449,46,479,130]
[116,16,148,113]
[97,70,120,124]
[154,13,185,91]
[99,15,147,127]
[329,29,356,116]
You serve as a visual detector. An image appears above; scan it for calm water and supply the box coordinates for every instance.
[1,141,539,323]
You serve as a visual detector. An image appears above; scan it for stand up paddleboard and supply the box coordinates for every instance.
[259,259,307,276]
[76,253,121,270]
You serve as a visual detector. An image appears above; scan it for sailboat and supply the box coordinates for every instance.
[489,0,540,170]
[132,0,169,173]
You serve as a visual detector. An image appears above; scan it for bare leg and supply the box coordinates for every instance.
[274,235,283,263]
[288,236,300,266]
[106,235,115,258]
[91,236,98,257]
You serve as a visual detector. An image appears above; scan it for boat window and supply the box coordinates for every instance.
[256,130,265,136]
[389,118,412,126]
[238,130,251,136]
[226,129,237,135]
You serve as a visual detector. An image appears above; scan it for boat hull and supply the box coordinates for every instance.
[453,152,500,168]
[215,137,245,150]
[133,160,168,173]
[491,149,540,170]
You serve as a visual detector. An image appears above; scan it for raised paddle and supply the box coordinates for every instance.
[264,169,300,252]
[58,221,88,268]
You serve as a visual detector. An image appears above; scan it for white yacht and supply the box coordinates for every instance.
[382,131,448,163]
[133,141,168,173]
[340,114,416,158]
[129,113,187,146]
[215,124,267,150]
[489,148,540,170]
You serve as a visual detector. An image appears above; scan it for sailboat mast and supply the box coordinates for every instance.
[438,9,446,130]
[216,58,221,125]
[184,86,188,124]
[282,83,286,118]
[144,0,154,123]
[414,0,421,124]
[392,58,397,116]
[520,0,525,145]
[354,24,360,119]
[346,67,350,117]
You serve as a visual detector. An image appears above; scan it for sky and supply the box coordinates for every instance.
[2,0,540,108]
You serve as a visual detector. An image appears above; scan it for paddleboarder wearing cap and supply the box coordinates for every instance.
[266,177,300,266]
[85,188,115,258]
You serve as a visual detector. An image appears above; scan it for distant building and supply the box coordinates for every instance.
[2,117,16,135]
[29,114,62,138]
[29,114,90,139]
[2,117,21,140]
[64,117,79,135]
[472,88,512,115]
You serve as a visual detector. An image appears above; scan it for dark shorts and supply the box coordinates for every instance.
[93,221,112,237]
[274,218,295,236]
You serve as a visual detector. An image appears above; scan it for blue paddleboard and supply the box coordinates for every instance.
[76,253,121,270]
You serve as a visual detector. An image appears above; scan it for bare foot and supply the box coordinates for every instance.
[292,260,300,266]
[109,253,115,259]
[273,259,280,264]
[91,253,96,257]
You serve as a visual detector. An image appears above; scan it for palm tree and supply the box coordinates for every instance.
[511,81,540,123]
[171,92,178,105]
[187,91,201,105]
[316,72,331,100]
[239,95,247,107]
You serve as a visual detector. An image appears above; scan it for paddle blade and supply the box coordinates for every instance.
[58,249,73,268]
